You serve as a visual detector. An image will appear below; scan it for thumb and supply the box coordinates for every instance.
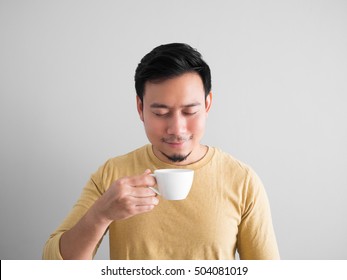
[143,169,152,175]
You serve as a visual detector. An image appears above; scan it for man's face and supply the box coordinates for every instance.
[137,72,212,165]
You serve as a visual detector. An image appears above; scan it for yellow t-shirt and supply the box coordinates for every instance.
[43,144,279,259]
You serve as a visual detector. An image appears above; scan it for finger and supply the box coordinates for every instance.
[133,204,155,214]
[130,186,157,198]
[126,172,156,188]
[133,196,159,206]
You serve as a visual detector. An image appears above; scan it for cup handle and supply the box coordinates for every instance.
[149,174,160,195]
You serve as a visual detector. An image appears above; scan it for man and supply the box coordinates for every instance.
[43,43,279,260]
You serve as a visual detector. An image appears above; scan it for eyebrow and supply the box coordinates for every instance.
[150,102,201,109]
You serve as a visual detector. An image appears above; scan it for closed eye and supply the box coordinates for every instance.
[153,112,170,117]
[183,111,197,116]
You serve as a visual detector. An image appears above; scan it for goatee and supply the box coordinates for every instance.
[161,151,192,163]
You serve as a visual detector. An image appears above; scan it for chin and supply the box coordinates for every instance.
[162,151,192,163]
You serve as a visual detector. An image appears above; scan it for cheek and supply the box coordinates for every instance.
[143,116,164,135]
[189,116,206,134]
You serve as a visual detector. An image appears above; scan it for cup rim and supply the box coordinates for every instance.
[154,169,193,173]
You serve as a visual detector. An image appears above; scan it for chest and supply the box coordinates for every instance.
[109,175,243,259]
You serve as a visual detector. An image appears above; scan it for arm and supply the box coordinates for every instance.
[237,169,280,260]
[43,169,158,260]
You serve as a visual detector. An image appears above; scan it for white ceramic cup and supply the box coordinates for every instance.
[149,169,194,200]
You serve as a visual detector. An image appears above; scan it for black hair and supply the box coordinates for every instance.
[135,43,211,102]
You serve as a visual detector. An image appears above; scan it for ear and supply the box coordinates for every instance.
[136,96,144,122]
[205,92,213,114]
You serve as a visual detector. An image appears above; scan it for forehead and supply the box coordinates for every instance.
[143,72,205,105]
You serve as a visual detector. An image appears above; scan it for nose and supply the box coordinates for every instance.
[167,113,187,135]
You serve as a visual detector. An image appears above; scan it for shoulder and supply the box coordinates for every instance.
[103,145,148,168]
[211,147,263,189]
[212,148,270,209]
[91,145,148,187]
[212,147,252,175]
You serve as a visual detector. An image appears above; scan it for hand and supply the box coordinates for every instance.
[92,169,158,223]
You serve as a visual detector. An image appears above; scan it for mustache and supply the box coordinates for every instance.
[161,135,193,143]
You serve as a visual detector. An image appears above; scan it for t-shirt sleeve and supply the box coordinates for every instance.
[237,168,280,260]
[42,166,107,260]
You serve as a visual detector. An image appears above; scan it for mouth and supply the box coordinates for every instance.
[161,136,192,148]
[165,141,185,147]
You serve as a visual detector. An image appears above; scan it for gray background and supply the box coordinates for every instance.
[1,0,346,260]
